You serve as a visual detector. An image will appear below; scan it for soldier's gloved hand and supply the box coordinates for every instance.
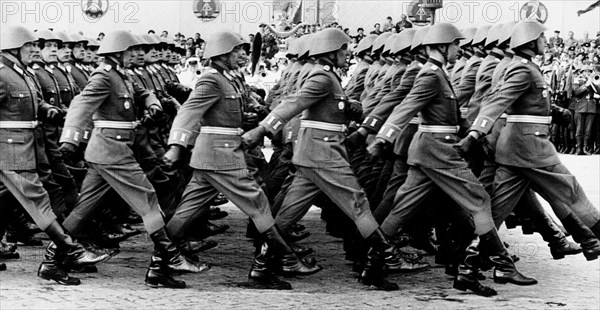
[148,105,163,120]
[242,125,267,150]
[59,142,77,163]
[46,107,62,123]
[551,106,572,126]
[346,99,363,121]
[454,134,477,159]
[345,127,367,150]
[242,112,259,131]
[163,145,184,169]
[367,138,386,160]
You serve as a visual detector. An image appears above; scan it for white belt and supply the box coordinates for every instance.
[418,125,459,133]
[200,126,243,136]
[506,115,551,124]
[459,107,468,113]
[409,117,420,125]
[300,120,347,132]
[0,121,39,129]
[93,120,139,129]
[499,113,508,119]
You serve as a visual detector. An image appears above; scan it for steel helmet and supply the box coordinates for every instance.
[391,29,417,54]
[484,23,504,48]
[355,34,378,55]
[498,21,517,46]
[237,34,250,54]
[459,27,477,47]
[472,25,491,46]
[510,21,547,49]
[86,37,100,48]
[36,29,63,45]
[69,33,89,45]
[371,32,392,54]
[1,26,37,50]
[97,30,140,55]
[422,23,464,46]
[142,34,161,45]
[286,37,300,57]
[410,26,431,51]
[55,31,75,44]
[203,30,244,59]
[382,34,400,55]
[148,34,163,45]
[309,28,351,56]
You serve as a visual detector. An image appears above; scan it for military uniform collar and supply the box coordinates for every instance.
[1,55,26,76]
[462,50,473,58]
[514,52,532,63]
[488,51,503,61]
[427,58,444,70]
[209,62,229,75]
[103,56,125,74]
[316,58,335,71]
[26,66,35,75]
[362,58,374,65]
[474,50,486,58]
[400,56,412,65]
[415,55,428,64]
[504,51,514,59]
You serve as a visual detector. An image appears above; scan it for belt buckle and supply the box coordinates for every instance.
[31,120,39,128]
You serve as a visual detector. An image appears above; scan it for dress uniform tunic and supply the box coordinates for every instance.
[455,51,484,118]
[344,58,373,102]
[465,51,503,123]
[362,59,409,116]
[60,56,166,236]
[0,55,59,230]
[360,61,383,101]
[165,62,276,241]
[377,58,495,237]
[65,60,91,90]
[572,75,598,146]
[450,53,469,89]
[261,59,379,239]
[470,53,600,228]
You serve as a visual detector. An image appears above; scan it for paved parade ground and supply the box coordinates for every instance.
[1,154,599,309]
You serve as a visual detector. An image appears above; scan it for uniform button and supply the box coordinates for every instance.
[19,94,23,98]
[445,136,450,140]
[324,137,329,141]
[7,139,13,143]
[224,143,230,147]
[535,132,540,136]
[116,135,122,140]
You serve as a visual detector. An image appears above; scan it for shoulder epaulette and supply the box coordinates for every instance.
[521,59,528,64]
[323,65,331,72]
[104,64,112,71]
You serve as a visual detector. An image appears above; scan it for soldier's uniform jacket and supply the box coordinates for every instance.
[345,58,373,102]
[571,75,599,114]
[376,58,470,169]
[60,57,160,165]
[265,60,295,109]
[455,51,484,113]
[362,56,425,134]
[360,61,383,101]
[450,53,469,89]
[0,56,54,170]
[269,60,303,110]
[261,59,351,168]
[283,61,316,145]
[471,54,559,168]
[65,60,90,90]
[32,63,64,110]
[167,62,245,171]
[53,62,80,107]
[465,51,503,122]
[362,59,410,116]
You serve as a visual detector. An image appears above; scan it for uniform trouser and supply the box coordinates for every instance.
[575,113,596,143]
[43,124,78,211]
[381,165,495,237]
[62,162,165,236]
[166,169,275,241]
[266,143,294,203]
[491,164,600,228]
[0,170,57,230]
[373,156,409,224]
[275,165,379,239]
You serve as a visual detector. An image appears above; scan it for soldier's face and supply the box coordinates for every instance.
[237,49,249,67]
[122,47,139,67]
[72,43,86,60]
[136,48,146,66]
[335,45,349,68]
[57,45,71,62]
[41,41,59,63]
[447,40,461,64]
[145,46,157,62]
[226,47,242,70]
[162,49,171,61]
[31,41,42,63]
[19,42,33,65]
[536,33,548,55]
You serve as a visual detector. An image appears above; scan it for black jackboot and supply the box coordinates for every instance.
[479,229,537,286]
[37,243,81,285]
[528,209,582,259]
[261,225,321,276]
[562,214,600,261]
[454,237,497,297]
[43,221,110,268]
[145,254,186,288]
[248,243,292,290]
[150,227,210,273]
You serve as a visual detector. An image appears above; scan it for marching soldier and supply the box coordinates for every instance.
[243,28,428,291]
[370,23,537,296]
[457,21,600,262]
[65,33,91,90]
[455,26,489,119]
[59,30,207,289]
[450,27,476,89]
[360,33,389,101]
[163,30,320,290]
[345,34,377,102]
[1,25,109,285]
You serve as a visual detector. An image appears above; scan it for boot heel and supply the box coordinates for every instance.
[452,280,468,291]
[493,277,508,284]
[584,253,598,261]
[551,253,565,260]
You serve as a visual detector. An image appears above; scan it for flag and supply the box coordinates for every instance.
[292,0,303,24]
